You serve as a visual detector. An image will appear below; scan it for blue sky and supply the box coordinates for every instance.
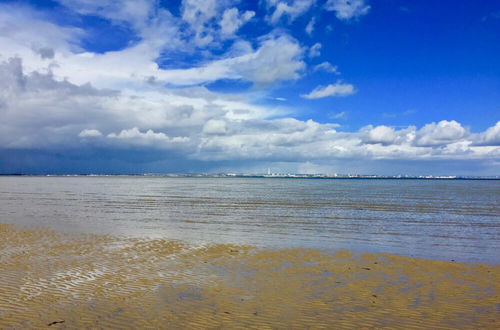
[0,0,499,175]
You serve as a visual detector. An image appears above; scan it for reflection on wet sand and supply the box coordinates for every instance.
[0,223,498,329]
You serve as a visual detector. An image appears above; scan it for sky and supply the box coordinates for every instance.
[0,0,499,175]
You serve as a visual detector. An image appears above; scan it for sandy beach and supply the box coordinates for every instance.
[0,223,498,329]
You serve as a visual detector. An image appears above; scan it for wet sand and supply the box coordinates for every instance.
[0,223,498,329]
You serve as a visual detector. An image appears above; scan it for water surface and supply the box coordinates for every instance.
[0,176,498,263]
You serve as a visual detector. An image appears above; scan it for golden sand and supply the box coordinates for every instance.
[0,223,498,329]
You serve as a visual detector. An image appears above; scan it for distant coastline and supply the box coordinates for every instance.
[1,173,499,180]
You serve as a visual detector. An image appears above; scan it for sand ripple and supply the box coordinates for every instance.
[0,223,498,329]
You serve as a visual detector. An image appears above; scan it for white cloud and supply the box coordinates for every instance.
[219,8,255,37]
[313,62,339,74]
[78,129,103,138]
[364,125,400,145]
[56,0,155,33]
[313,62,340,74]
[416,120,468,146]
[325,0,370,20]
[107,127,190,147]
[182,0,218,24]
[482,121,500,145]
[51,0,182,55]
[203,119,227,135]
[301,82,355,99]
[473,121,500,146]
[67,34,305,88]
[179,0,255,47]
[308,42,321,57]
[181,0,219,46]
[267,0,316,24]
[305,17,315,35]
[235,35,305,85]
[153,34,305,86]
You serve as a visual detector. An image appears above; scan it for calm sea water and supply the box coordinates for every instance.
[0,176,498,263]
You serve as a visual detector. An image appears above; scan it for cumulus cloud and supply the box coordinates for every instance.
[367,126,397,144]
[107,127,189,147]
[415,120,468,146]
[473,121,500,146]
[361,125,416,146]
[301,82,355,99]
[192,118,499,163]
[325,0,370,20]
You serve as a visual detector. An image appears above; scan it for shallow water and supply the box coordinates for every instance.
[0,176,498,263]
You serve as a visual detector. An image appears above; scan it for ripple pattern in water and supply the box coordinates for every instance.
[0,177,498,263]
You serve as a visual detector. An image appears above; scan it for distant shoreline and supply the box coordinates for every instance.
[1,173,499,180]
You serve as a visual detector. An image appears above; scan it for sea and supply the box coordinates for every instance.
[0,176,498,264]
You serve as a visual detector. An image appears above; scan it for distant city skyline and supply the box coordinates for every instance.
[0,0,499,175]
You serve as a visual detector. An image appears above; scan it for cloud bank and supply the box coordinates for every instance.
[0,0,498,175]
[1,59,498,167]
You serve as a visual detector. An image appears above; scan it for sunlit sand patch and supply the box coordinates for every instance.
[0,223,498,329]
